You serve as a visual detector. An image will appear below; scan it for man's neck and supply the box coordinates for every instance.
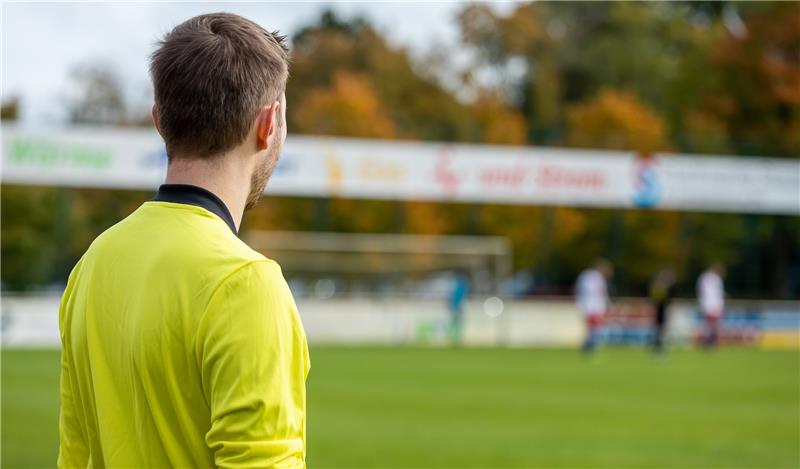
[163,156,251,231]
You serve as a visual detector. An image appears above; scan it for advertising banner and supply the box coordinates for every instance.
[3,126,798,214]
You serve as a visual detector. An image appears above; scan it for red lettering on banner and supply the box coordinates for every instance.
[435,150,460,194]
[480,165,527,187]
[535,165,605,189]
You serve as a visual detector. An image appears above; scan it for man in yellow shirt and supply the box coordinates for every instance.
[58,12,309,468]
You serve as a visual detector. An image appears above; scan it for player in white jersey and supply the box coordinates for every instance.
[576,259,613,355]
[697,263,725,348]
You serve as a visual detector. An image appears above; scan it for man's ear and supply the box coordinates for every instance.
[152,105,164,139]
[256,101,280,151]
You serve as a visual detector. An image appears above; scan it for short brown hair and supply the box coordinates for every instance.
[150,12,289,159]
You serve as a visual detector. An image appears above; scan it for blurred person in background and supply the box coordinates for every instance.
[576,259,613,355]
[448,269,471,344]
[698,263,726,349]
[649,268,676,356]
[57,13,310,468]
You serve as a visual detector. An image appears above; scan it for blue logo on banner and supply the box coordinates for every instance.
[632,158,661,208]
[140,146,169,169]
[272,154,299,177]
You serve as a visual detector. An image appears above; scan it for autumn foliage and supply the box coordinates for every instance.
[3,4,798,298]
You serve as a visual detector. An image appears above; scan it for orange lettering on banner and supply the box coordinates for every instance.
[325,153,343,193]
[359,159,404,181]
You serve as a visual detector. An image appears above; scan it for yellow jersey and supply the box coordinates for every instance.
[58,185,310,468]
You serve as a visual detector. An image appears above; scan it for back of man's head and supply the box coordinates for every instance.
[150,12,289,160]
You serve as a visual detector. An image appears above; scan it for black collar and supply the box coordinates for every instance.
[153,184,238,235]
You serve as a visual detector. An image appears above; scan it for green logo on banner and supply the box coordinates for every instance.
[7,138,112,170]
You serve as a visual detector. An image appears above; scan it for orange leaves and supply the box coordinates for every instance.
[293,71,398,139]
[683,110,731,154]
[472,93,527,145]
[566,89,670,153]
[404,201,466,235]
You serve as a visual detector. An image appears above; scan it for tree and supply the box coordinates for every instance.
[63,61,153,127]
[1,187,61,290]
[65,62,127,125]
[293,71,398,138]
[708,2,800,157]
[1,96,20,121]
[455,1,780,152]
[5,5,796,298]
[566,89,670,153]
[471,92,527,145]
[289,9,474,142]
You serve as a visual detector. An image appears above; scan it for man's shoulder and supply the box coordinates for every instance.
[80,203,278,284]
[218,258,286,293]
[79,206,145,260]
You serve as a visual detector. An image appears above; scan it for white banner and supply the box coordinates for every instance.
[2,126,798,214]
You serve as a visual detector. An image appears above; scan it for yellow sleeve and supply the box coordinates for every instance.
[58,262,90,469]
[196,261,309,469]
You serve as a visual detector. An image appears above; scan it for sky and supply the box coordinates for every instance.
[1,1,518,126]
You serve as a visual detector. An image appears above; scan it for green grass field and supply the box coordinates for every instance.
[2,346,799,468]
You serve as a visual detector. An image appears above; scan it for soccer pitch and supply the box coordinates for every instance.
[2,347,798,468]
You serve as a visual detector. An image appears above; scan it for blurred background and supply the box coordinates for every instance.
[1,2,799,468]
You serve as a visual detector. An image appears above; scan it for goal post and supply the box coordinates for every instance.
[244,230,514,297]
